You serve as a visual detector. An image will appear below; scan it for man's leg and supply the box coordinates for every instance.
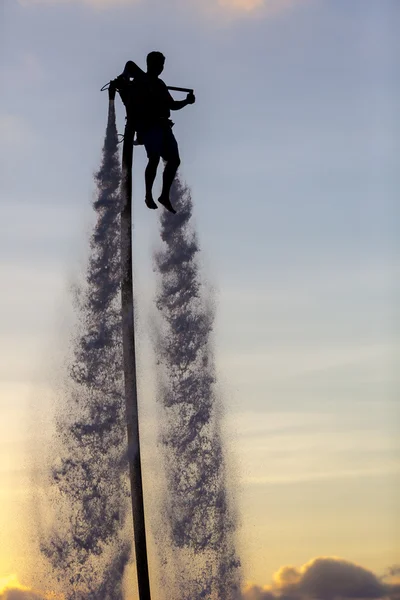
[142,127,162,210]
[144,155,160,209]
[159,156,180,198]
[158,129,181,214]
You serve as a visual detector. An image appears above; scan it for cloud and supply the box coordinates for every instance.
[275,557,386,598]
[17,0,136,8]
[0,576,61,600]
[0,576,45,600]
[243,584,276,600]
[386,566,400,579]
[243,557,400,600]
[217,0,267,11]
[1,590,44,600]
[17,0,305,15]
[217,0,304,15]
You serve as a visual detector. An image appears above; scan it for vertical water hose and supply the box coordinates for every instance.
[120,115,152,600]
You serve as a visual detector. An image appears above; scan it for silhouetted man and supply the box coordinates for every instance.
[114,52,195,214]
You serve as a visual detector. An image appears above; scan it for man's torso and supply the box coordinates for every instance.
[124,75,171,130]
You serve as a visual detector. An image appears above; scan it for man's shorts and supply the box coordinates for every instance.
[141,124,180,162]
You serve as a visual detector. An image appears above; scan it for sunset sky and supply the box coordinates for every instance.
[1,0,399,598]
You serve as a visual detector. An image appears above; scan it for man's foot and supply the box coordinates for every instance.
[145,195,158,210]
[158,194,176,214]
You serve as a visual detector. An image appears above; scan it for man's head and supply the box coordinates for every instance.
[147,51,165,76]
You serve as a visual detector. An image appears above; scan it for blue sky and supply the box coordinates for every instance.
[1,0,399,594]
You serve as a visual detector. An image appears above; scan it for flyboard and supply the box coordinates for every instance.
[101,78,193,600]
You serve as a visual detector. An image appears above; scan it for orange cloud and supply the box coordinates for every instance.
[242,582,276,599]
[273,564,301,587]
[218,0,265,11]
[17,0,135,8]
[0,575,60,600]
[18,0,306,15]
[217,0,304,15]
[243,557,400,600]
[0,575,42,600]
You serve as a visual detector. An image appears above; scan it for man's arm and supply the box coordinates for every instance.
[110,61,145,105]
[121,60,146,80]
[168,90,196,110]
[109,62,143,107]
[110,61,145,93]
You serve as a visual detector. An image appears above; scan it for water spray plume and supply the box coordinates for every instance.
[40,100,131,600]
[153,178,241,600]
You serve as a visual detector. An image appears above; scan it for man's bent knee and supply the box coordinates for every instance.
[167,155,181,169]
[147,155,161,166]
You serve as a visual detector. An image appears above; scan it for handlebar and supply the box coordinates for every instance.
[101,82,194,94]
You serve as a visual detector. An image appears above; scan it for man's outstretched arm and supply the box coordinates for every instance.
[168,90,196,110]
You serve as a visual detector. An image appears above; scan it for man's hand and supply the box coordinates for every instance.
[186,91,196,105]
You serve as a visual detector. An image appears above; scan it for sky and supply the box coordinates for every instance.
[0,0,399,597]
